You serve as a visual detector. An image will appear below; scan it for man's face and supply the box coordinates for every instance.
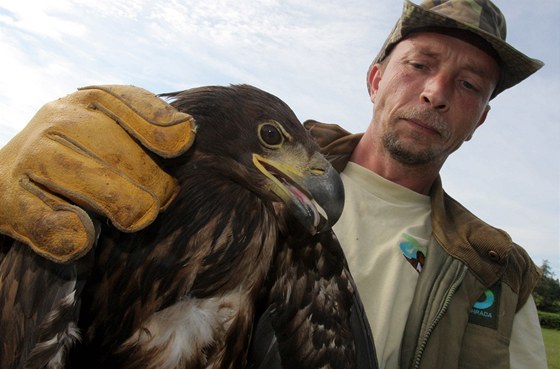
[368,32,500,167]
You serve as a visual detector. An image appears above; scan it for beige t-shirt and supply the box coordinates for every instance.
[333,162,432,368]
[333,162,547,369]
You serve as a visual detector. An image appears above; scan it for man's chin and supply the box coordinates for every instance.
[383,134,438,165]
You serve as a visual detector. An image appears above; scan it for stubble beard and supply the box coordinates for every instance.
[382,132,439,166]
[381,107,450,167]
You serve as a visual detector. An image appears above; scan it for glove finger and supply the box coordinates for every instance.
[0,178,95,263]
[28,98,181,214]
[76,85,196,158]
[21,136,168,233]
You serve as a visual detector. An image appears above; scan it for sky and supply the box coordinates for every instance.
[0,0,559,276]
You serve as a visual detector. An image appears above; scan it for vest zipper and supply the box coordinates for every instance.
[411,267,468,369]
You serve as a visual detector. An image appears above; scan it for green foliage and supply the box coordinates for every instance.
[543,328,560,369]
[534,260,560,313]
[539,311,560,330]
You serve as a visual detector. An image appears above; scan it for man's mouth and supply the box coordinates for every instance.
[403,118,441,136]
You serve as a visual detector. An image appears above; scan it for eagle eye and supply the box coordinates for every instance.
[258,122,284,148]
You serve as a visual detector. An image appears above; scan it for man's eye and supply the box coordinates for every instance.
[461,80,478,92]
[411,63,425,70]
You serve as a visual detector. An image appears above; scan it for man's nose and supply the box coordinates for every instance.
[420,74,451,111]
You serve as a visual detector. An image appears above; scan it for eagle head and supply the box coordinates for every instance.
[162,84,344,234]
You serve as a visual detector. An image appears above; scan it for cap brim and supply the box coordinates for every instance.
[371,0,544,96]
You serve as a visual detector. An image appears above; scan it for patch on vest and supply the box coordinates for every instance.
[468,283,501,329]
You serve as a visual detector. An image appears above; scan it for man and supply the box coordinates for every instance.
[0,0,548,368]
[303,1,547,368]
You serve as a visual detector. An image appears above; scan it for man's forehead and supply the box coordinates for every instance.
[402,27,501,65]
[394,32,501,85]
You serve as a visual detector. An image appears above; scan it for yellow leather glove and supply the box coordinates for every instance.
[0,85,195,263]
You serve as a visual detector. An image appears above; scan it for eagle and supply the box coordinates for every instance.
[0,85,377,369]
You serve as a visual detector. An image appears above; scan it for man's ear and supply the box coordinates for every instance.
[368,64,383,103]
[466,105,491,141]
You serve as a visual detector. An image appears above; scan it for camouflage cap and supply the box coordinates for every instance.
[368,0,544,98]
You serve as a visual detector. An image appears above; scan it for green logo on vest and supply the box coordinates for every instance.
[468,283,501,329]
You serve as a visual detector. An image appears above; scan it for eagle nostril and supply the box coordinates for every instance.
[310,167,326,176]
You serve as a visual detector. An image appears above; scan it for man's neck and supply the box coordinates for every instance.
[349,129,441,195]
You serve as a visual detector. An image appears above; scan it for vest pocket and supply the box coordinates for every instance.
[458,323,510,369]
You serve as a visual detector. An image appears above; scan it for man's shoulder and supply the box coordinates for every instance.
[433,186,540,310]
[303,120,362,173]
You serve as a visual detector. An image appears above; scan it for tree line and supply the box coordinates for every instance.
[534,260,560,313]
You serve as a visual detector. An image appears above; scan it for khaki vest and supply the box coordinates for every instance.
[304,120,541,369]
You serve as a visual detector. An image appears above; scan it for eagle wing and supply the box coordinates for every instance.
[0,239,92,369]
[249,230,378,369]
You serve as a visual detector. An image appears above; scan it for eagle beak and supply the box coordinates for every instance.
[253,151,344,234]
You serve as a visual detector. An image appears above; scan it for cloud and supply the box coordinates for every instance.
[0,1,87,40]
[0,0,558,275]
